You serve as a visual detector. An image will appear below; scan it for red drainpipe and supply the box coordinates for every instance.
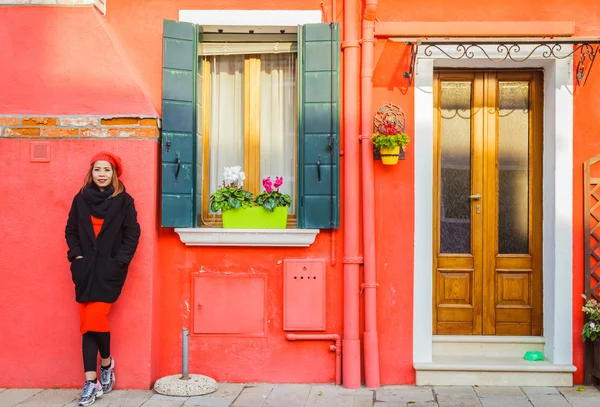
[360,0,381,388]
[286,334,342,385]
[341,0,362,389]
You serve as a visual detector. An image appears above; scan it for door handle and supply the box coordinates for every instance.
[469,193,482,200]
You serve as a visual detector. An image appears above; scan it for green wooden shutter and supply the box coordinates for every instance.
[161,20,198,227]
[297,23,340,229]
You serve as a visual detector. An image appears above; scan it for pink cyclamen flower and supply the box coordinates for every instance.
[262,177,273,193]
[273,176,283,189]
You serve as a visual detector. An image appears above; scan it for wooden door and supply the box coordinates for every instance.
[433,71,543,336]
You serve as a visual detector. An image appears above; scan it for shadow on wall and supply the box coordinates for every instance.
[373,40,412,94]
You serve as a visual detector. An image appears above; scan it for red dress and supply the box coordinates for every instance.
[77,215,112,334]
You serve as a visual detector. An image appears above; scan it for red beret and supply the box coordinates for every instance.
[90,151,123,177]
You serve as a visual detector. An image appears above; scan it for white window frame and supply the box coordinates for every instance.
[174,9,322,247]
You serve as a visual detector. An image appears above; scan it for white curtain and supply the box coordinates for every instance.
[206,53,297,213]
[260,53,297,213]
[208,55,245,203]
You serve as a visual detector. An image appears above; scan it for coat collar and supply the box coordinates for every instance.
[77,191,125,242]
[97,192,125,238]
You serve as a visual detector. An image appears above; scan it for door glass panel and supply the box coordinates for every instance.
[498,81,530,254]
[440,82,472,254]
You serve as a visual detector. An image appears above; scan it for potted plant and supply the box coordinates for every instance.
[209,167,292,229]
[371,119,410,165]
[209,166,253,213]
[582,294,600,342]
[582,294,600,381]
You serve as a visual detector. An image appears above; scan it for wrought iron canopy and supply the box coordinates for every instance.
[390,36,600,87]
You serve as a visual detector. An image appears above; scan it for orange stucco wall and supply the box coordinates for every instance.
[94,0,600,385]
[2,0,600,389]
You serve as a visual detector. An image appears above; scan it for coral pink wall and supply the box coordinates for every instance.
[0,7,156,116]
[0,139,158,388]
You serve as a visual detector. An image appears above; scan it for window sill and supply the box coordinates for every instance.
[174,228,320,247]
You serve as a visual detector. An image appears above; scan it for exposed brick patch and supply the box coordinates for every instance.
[41,128,80,138]
[139,118,158,127]
[58,0,94,5]
[81,128,118,138]
[57,0,94,4]
[3,128,41,137]
[0,0,95,4]
[0,116,159,139]
[59,117,99,127]
[0,117,20,126]
[101,118,140,126]
[117,128,159,138]
[22,117,58,126]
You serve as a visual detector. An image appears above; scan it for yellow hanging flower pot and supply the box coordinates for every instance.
[380,146,401,165]
[371,133,409,166]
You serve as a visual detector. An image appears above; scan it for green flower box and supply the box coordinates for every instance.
[222,206,288,229]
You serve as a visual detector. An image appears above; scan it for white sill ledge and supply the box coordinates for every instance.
[174,228,320,247]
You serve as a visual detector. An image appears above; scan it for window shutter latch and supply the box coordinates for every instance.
[175,153,181,183]
[317,155,322,184]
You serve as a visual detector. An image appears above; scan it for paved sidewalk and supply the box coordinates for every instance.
[1,384,600,407]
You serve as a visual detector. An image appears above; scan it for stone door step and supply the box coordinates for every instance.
[415,355,576,386]
[433,335,546,358]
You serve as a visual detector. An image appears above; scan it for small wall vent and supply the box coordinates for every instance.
[30,142,50,163]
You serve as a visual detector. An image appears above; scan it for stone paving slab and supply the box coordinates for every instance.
[263,384,312,407]
[522,386,561,396]
[2,384,600,406]
[528,394,571,407]
[231,384,274,407]
[64,390,129,407]
[474,386,525,398]
[479,397,531,407]
[375,386,435,404]
[435,394,482,407]
[14,389,79,407]
[0,389,43,407]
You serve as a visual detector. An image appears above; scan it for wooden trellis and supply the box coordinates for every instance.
[584,154,600,384]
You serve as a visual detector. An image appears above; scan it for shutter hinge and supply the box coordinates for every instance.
[329,134,334,153]
[329,221,335,228]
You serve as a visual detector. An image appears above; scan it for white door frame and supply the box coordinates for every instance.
[413,44,574,365]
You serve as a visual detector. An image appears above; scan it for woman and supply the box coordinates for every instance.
[65,152,140,406]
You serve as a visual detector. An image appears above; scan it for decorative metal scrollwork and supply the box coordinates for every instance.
[403,39,600,87]
[372,103,406,161]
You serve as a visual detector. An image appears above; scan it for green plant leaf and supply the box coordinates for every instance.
[371,133,410,150]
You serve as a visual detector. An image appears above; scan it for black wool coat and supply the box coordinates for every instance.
[65,190,141,303]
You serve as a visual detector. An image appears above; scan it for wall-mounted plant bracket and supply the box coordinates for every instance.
[373,103,406,161]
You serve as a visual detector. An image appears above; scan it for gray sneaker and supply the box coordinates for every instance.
[100,357,115,394]
[78,380,103,406]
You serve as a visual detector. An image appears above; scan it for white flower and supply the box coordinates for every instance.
[591,322,596,330]
[222,166,245,186]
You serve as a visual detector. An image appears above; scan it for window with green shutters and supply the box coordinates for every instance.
[161,20,340,230]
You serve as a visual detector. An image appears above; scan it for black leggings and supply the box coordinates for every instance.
[82,331,111,372]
